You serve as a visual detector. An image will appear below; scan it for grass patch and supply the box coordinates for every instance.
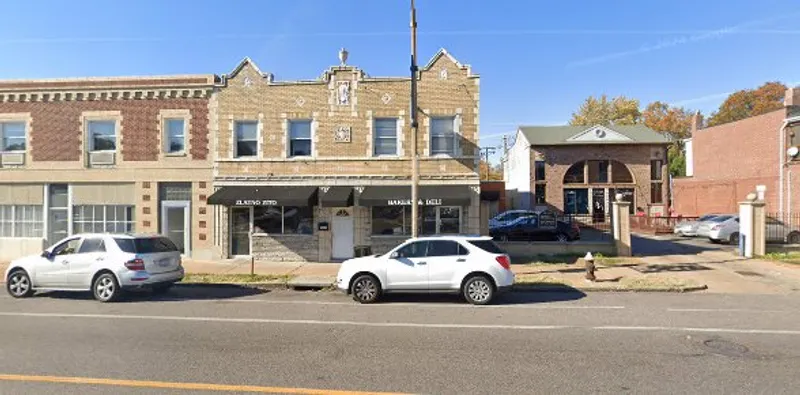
[617,277,702,291]
[182,273,291,284]
[514,274,571,285]
[762,252,800,265]
[593,253,631,266]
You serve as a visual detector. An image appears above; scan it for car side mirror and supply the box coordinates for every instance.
[41,250,51,259]
[390,252,400,259]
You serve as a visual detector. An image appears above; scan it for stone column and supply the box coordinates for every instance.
[739,197,766,258]
[612,195,632,257]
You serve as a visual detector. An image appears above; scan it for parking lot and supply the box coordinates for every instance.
[632,233,737,257]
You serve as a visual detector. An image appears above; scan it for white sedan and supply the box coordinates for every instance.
[5,233,184,302]
[336,235,515,305]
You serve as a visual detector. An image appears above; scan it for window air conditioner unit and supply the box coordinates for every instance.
[0,152,25,166]
[89,151,116,166]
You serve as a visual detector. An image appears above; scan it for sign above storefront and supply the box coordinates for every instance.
[387,199,443,206]
[235,199,278,206]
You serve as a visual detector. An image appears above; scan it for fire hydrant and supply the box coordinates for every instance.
[584,252,596,282]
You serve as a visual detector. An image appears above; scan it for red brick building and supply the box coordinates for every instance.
[673,87,800,216]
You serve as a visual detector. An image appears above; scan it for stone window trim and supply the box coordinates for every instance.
[366,110,406,158]
[423,108,463,157]
[228,114,263,160]
[0,112,31,154]
[157,109,192,158]
[282,112,319,159]
[80,110,123,161]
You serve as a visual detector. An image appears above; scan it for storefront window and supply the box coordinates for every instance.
[73,205,134,234]
[0,205,43,237]
[371,206,461,235]
[253,206,313,235]
[563,189,589,214]
[371,206,409,236]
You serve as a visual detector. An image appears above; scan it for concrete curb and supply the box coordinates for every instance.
[176,282,708,293]
[513,283,709,293]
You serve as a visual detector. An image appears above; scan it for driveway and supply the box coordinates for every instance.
[633,233,736,257]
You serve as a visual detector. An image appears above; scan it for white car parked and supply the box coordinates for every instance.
[5,234,184,302]
[336,236,515,305]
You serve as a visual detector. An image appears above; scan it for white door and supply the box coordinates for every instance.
[425,240,466,290]
[36,237,81,288]
[161,201,190,255]
[332,209,354,259]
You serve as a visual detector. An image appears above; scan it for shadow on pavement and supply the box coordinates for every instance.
[632,234,729,257]
[35,285,269,303]
[374,287,586,305]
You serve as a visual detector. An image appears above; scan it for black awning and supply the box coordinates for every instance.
[480,191,500,201]
[320,186,353,207]
[207,186,318,207]
[359,185,472,206]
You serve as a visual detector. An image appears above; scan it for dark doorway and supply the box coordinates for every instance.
[592,188,606,223]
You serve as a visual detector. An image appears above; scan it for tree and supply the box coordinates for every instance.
[569,95,641,126]
[641,101,694,177]
[479,160,503,180]
[707,81,787,127]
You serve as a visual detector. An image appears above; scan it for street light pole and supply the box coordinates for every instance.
[410,0,420,238]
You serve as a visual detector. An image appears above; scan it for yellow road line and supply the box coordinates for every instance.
[0,374,412,395]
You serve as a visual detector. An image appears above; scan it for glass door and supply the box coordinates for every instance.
[47,184,69,244]
[161,202,190,254]
[230,207,251,256]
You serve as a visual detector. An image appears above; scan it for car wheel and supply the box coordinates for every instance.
[92,273,121,303]
[6,269,34,298]
[729,232,740,245]
[462,275,495,306]
[556,233,569,243]
[350,274,381,304]
[788,232,800,245]
[151,283,173,295]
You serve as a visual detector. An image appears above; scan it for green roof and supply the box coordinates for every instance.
[518,124,671,146]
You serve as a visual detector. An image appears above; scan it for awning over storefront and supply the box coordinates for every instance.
[320,186,354,207]
[207,186,318,207]
[359,185,472,206]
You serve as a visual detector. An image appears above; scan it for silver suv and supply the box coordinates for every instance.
[5,234,184,302]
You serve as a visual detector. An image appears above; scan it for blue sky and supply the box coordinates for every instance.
[1,0,799,162]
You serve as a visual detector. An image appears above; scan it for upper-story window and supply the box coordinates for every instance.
[164,119,186,154]
[88,121,116,152]
[588,160,609,183]
[430,117,456,156]
[651,159,663,204]
[534,160,546,181]
[374,118,398,156]
[234,121,258,158]
[289,120,312,157]
[1,121,25,152]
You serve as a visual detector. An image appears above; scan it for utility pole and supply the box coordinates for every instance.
[410,0,420,237]
[479,146,497,180]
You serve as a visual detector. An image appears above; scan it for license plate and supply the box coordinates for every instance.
[156,258,172,267]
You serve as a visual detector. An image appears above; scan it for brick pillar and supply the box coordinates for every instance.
[612,197,632,257]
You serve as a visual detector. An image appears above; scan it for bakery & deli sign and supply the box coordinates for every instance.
[235,199,278,206]
[387,199,443,206]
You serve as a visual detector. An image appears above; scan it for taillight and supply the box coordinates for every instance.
[495,255,511,270]
[125,258,145,271]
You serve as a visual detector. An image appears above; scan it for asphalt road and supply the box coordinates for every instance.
[1,287,799,394]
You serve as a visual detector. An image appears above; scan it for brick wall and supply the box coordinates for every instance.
[531,144,668,213]
[214,51,479,179]
[691,110,783,181]
[673,109,785,216]
[0,98,210,162]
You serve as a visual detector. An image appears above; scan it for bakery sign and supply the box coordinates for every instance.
[235,199,278,206]
[334,126,351,143]
[387,199,443,206]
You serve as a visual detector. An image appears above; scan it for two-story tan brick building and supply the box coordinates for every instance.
[205,49,481,261]
[504,124,671,217]
[0,76,216,260]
